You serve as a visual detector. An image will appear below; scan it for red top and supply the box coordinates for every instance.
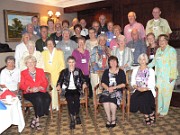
[20,68,48,94]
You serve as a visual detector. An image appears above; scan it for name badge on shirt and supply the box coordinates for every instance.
[113,46,117,49]
[48,60,52,64]
[33,31,37,35]
[149,55,154,60]
[110,78,116,83]
[153,26,158,31]
[65,46,70,50]
[136,77,141,82]
[128,29,132,32]
[131,48,135,52]
[102,54,106,58]
[62,84,67,89]
[81,59,87,63]
[55,40,59,44]
[113,36,116,38]
[101,31,105,34]
[107,38,111,42]
[43,47,48,50]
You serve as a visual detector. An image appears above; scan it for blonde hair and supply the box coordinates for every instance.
[97,34,107,44]
[27,40,35,47]
[24,55,37,65]
[113,25,122,33]
[137,53,149,64]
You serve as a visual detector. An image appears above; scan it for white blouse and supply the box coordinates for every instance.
[0,68,20,91]
[131,66,156,97]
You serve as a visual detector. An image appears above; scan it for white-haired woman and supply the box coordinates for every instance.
[20,55,51,130]
[20,40,44,71]
[90,34,111,90]
[130,53,156,125]
[111,36,134,72]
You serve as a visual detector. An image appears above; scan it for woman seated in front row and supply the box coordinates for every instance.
[100,56,126,128]
[20,55,51,130]
[130,53,156,125]
[56,56,87,129]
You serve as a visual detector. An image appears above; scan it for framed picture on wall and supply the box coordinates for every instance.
[3,10,39,42]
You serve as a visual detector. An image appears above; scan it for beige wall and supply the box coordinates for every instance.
[0,0,77,50]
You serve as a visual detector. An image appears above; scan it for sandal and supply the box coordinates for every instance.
[30,117,36,129]
[149,112,156,124]
[106,120,111,128]
[110,120,116,128]
[144,115,151,125]
[35,119,41,130]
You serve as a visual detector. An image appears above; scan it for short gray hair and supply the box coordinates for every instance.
[137,53,149,64]
[62,28,71,34]
[97,34,107,43]
[27,40,35,47]
[24,55,37,65]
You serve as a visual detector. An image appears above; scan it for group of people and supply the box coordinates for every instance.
[0,6,178,130]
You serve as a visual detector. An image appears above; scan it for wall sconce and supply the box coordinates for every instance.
[48,10,53,18]
[55,11,61,18]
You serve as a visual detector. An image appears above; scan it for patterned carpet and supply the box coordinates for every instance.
[2,99,180,135]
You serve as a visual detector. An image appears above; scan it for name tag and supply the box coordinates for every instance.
[102,54,106,58]
[81,59,87,63]
[33,31,37,35]
[110,78,116,83]
[153,26,158,31]
[136,77,141,81]
[65,46,70,50]
[55,40,59,44]
[101,31,105,34]
[107,38,111,42]
[149,55,154,59]
[62,84,67,89]
[128,29,132,32]
[131,48,135,52]
[113,46,117,49]
[48,60,52,64]
[113,36,116,38]
[43,47,47,50]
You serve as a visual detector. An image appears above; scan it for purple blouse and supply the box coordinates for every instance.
[135,68,149,88]
[72,49,90,76]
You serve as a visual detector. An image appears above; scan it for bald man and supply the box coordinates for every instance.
[124,11,145,43]
[146,7,172,39]
[126,29,147,65]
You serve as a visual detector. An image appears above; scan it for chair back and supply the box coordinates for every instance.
[45,72,53,91]
[126,70,133,91]
[95,70,104,95]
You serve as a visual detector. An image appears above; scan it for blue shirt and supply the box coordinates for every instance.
[106,31,114,47]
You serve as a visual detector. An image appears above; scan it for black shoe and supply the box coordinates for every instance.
[70,114,75,129]
[105,120,111,128]
[110,120,116,128]
[76,115,81,125]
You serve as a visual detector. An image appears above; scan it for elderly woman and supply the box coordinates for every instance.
[42,38,65,110]
[0,56,20,94]
[20,40,44,71]
[110,25,125,50]
[20,55,51,130]
[90,34,111,91]
[148,34,178,117]
[56,56,87,129]
[130,53,156,125]
[111,36,134,71]
[70,24,86,43]
[72,37,92,98]
[85,27,98,54]
[146,33,159,63]
[100,56,126,128]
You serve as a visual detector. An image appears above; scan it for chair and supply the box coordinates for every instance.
[58,87,88,117]
[21,72,53,119]
[93,70,127,121]
[126,70,158,121]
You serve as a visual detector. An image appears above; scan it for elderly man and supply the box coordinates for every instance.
[146,7,172,39]
[69,18,79,35]
[15,33,29,69]
[99,14,108,34]
[126,29,147,65]
[26,23,39,42]
[124,11,145,43]
[35,25,48,52]
[50,22,62,45]
[92,21,100,36]
[56,29,77,67]
[80,19,88,37]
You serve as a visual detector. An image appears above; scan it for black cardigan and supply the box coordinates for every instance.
[101,69,126,91]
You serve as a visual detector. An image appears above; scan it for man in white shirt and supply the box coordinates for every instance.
[80,19,88,37]
[14,33,29,69]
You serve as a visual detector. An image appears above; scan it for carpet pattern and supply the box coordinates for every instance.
[2,99,180,135]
